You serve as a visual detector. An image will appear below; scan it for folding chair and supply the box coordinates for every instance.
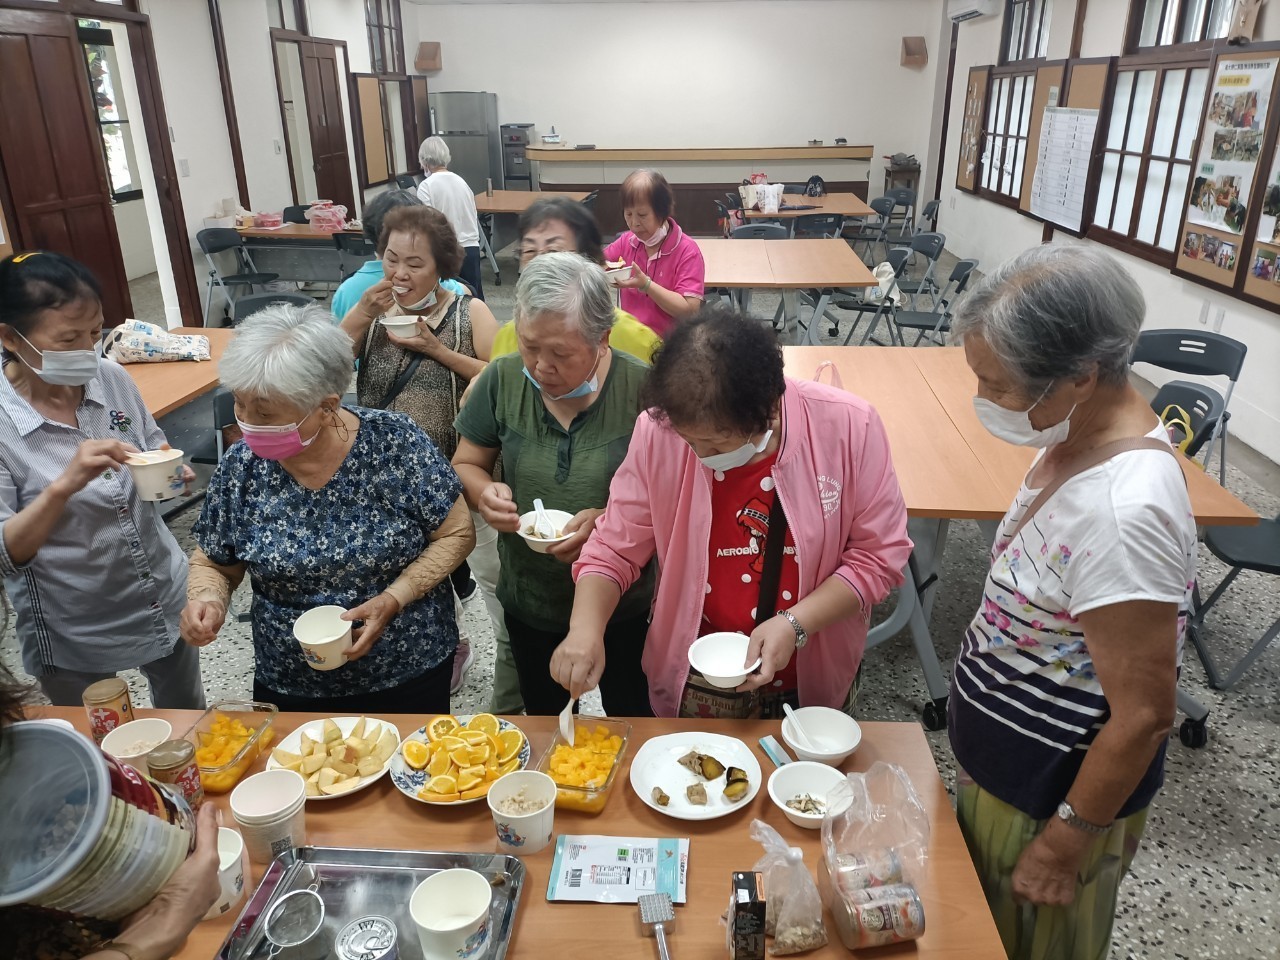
[890,258,978,345]
[1129,330,1247,485]
[581,191,600,211]
[792,213,845,239]
[885,186,917,243]
[394,174,419,190]
[782,183,809,195]
[334,233,377,282]
[283,205,310,224]
[230,292,315,326]
[1150,381,1225,458]
[842,196,895,264]
[729,223,789,323]
[896,232,947,308]
[832,247,911,345]
[196,228,279,325]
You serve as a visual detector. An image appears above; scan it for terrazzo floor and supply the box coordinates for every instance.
[4,247,1279,959]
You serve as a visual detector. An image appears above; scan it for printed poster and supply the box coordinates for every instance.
[1187,57,1277,237]
[1255,147,1280,244]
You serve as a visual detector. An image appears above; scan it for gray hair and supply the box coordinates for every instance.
[219,303,354,411]
[419,136,451,169]
[950,243,1145,394]
[362,188,419,247]
[513,251,615,346]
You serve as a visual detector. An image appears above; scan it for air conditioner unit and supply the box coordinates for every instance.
[948,0,1000,22]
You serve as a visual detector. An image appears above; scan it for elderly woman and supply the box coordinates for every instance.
[551,304,911,718]
[452,252,654,716]
[181,305,475,713]
[417,136,485,298]
[0,251,202,708]
[946,246,1196,960]
[604,169,706,337]
[330,189,468,323]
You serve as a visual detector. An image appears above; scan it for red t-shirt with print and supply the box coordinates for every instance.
[701,450,800,692]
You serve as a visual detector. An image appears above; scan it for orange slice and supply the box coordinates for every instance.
[457,730,488,746]
[467,744,492,765]
[439,735,467,753]
[466,714,501,738]
[425,774,458,795]
[457,767,484,791]
[427,744,453,778]
[496,729,524,763]
[460,781,494,801]
[449,747,472,769]
[402,740,431,770]
[426,715,461,742]
[498,756,521,775]
[420,791,461,803]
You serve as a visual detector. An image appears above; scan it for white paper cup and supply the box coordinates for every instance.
[292,605,353,671]
[100,717,172,767]
[380,316,421,337]
[410,869,492,960]
[486,771,556,855]
[203,828,247,920]
[125,448,185,502]
[229,769,306,863]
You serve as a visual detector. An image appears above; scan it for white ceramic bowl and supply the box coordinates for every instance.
[767,761,849,829]
[100,718,173,767]
[379,317,421,337]
[516,509,576,554]
[605,264,632,284]
[687,632,762,689]
[780,706,862,765]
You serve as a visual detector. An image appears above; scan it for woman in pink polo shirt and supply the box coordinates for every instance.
[549,304,912,718]
[604,170,705,338]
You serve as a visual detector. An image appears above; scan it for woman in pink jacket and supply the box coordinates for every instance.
[551,306,912,718]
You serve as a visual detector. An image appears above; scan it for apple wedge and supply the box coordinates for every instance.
[301,753,327,775]
[372,728,397,764]
[330,758,358,777]
[322,718,342,743]
[316,766,340,790]
[346,737,373,759]
[305,779,321,798]
[320,778,359,796]
[271,748,304,767]
[356,756,383,778]
[350,716,367,741]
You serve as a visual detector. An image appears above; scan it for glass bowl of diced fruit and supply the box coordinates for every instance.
[534,716,630,814]
[183,701,277,793]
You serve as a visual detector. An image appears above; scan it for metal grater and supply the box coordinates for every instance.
[637,892,675,960]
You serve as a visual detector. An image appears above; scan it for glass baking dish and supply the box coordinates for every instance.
[182,700,277,794]
[534,715,631,814]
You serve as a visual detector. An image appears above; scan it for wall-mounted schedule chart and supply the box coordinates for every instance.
[1029,106,1100,232]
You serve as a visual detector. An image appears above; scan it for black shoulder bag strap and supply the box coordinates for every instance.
[378,354,423,410]
[754,495,789,627]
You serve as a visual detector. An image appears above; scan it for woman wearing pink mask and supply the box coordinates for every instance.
[182,304,476,713]
[604,169,705,337]
[946,245,1196,958]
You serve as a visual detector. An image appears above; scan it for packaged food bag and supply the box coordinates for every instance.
[104,319,211,364]
[757,184,784,215]
[749,820,827,955]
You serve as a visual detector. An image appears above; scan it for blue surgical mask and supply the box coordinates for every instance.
[16,331,100,387]
[523,350,603,401]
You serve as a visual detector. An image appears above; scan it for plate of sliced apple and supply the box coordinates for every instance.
[265,715,401,800]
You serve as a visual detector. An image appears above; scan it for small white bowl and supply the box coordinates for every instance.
[767,761,849,829]
[100,717,173,767]
[379,317,420,337]
[516,509,576,554]
[687,632,762,689]
[605,264,632,284]
[780,706,862,766]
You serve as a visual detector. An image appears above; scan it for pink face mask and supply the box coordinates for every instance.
[237,415,322,461]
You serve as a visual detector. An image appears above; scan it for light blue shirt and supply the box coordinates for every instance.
[331,260,468,324]
[0,359,187,675]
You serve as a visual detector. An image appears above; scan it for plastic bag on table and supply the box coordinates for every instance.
[748,171,769,185]
[749,820,827,955]
[757,184,783,215]
[104,319,211,364]
[819,762,930,895]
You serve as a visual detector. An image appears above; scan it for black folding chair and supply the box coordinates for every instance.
[1150,381,1225,458]
[832,247,912,346]
[890,258,979,346]
[230,292,315,326]
[842,196,895,264]
[196,228,279,324]
[334,233,377,282]
[283,205,310,224]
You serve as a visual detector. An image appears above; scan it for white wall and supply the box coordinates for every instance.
[224,0,295,212]
[409,0,948,195]
[939,2,1280,465]
[111,200,156,281]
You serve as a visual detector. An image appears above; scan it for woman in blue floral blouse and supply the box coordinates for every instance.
[181,304,475,713]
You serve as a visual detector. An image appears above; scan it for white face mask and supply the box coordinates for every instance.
[972,383,1075,449]
[698,429,773,472]
[638,221,669,249]
[15,331,100,387]
[392,285,441,325]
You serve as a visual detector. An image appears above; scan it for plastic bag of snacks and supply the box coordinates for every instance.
[104,319,211,364]
[305,200,348,234]
[749,820,827,955]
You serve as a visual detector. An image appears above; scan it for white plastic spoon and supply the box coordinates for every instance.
[559,697,576,746]
[783,703,819,752]
[533,497,556,539]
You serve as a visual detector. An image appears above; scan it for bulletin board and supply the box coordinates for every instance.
[1018,62,1067,214]
[956,66,990,193]
[1174,48,1280,295]
[356,77,390,186]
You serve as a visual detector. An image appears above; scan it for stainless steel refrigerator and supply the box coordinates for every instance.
[427,91,503,193]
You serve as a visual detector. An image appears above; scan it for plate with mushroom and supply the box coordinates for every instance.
[629,732,762,821]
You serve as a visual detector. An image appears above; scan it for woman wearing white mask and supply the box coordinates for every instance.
[0,251,201,707]
[182,304,475,713]
[946,245,1195,960]
[550,304,911,719]
[451,253,654,716]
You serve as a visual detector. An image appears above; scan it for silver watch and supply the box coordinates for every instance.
[1056,801,1110,835]
[777,609,809,649]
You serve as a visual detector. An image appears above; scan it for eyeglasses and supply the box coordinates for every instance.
[519,239,572,260]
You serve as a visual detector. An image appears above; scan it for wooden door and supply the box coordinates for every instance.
[0,9,132,322]
[301,40,355,213]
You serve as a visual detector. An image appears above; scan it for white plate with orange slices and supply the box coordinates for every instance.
[390,713,531,805]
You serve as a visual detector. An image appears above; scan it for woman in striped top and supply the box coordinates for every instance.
[947,246,1196,960]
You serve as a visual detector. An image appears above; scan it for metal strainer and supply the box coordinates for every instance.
[263,884,325,958]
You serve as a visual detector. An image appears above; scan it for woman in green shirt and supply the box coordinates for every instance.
[453,253,654,716]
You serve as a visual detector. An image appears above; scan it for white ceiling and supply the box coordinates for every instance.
[406,0,857,4]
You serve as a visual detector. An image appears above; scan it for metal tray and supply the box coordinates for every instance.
[216,847,526,960]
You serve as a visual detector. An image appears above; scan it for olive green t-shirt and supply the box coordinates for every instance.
[454,350,655,631]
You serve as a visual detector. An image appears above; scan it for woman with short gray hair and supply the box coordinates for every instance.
[452,252,655,715]
[417,135,484,298]
[946,244,1196,960]
[182,303,476,713]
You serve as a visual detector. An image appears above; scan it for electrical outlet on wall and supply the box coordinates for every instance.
[178,159,190,177]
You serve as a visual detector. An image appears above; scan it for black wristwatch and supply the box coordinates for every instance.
[777,609,809,649]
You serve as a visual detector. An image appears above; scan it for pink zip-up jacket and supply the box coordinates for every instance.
[573,377,912,716]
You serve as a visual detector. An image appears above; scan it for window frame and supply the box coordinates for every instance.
[366,0,404,75]
[77,24,143,204]
[1124,0,1234,55]
[1000,0,1052,66]
[266,0,308,34]
[976,64,1039,208]
[350,72,417,189]
[1085,53,1211,266]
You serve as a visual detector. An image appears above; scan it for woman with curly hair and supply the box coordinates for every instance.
[550,304,912,718]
